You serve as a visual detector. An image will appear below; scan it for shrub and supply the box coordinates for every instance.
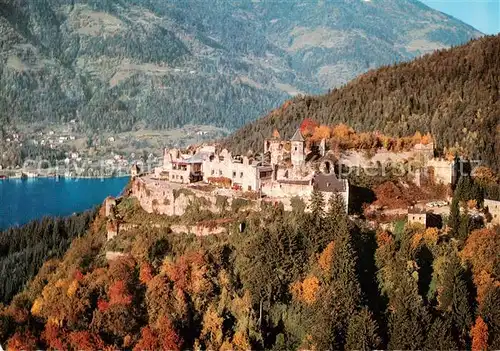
[231,198,249,212]
[216,195,229,213]
[290,196,306,213]
[173,188,194,200]
[207,177,232,188]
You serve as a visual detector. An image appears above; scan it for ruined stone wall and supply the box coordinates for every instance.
[427,159,454,185]
[340,149,430,169]
[202,151,259,191]
[170,224,227,236]
[265,140,287,165]
[131,177,258,216]
[485,199,500,225]
[261,181,313,198]
[132,178,215,216]
[132,175,349,218]
[105,197,117,217]
[408,213,427,227]
[132,177,175,215]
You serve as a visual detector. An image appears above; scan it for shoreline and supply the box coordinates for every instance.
[0,174,131,180]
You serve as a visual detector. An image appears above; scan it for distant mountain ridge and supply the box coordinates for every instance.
[225,35,500,171]
[0,0,482,132]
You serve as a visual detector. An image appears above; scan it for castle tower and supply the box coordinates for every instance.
[264,129,284,165]
[290,129,305,168]
[163,148,170,166]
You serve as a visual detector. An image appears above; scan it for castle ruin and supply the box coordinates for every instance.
[133,129,349,216]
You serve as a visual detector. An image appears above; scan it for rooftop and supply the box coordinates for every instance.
[290,129,304,142]
[408,206,427,214]
[313,173,346,192]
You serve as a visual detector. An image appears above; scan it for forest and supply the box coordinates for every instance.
[225,35,500,172]
[0,0,479,134]
[0,187,498,350]
[0,209,97,304]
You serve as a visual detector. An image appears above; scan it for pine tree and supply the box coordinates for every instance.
[309,188,325,219]
[448,197,460,237]
[452,275,474,347]
[346,307,380,350]
[438,255,474,349]
[387,265,430,350]
[454,174,484,205]
[325,192,348,236]
[304,189,327,254]
[326,193,346,221]
[308,224,361,350]
[479,286,500,348]
[455,175,473,201]
[424,316,458,350]
[458,209,470,241]
[329,226,362,348]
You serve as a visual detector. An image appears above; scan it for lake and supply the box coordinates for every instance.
[0,177,129,230]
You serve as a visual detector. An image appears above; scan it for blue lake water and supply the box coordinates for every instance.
[0,177,129,230]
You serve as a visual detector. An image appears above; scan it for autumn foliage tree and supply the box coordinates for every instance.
[134,317,181,351]
[7,331,38,351]
[299,118,319,137]
[471,316,489,351]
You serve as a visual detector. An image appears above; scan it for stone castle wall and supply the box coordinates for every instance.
[427,159,454,185]
[484,199,500,225]
[132,175,349,218]
[131,177,257,216]
[340,149,430,169]
[261,181,312,198]
[170,224,228,236]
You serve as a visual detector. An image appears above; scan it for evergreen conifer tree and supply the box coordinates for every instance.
[448,197,460,237]
[307,223,361,350]
[438,255,474,348]
[346,307,380,350]
[424,316,458,350]
[309,188,325,219]
[387,264,430,350]
[329,226,362,347]
[326,193,348,235]
[479,286,500,348]
[458,208,470,241]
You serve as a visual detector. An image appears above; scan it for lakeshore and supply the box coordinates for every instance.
[0,177,129,230]
[0,173,131,180]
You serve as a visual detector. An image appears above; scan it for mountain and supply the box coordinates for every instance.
[0,0,482,132]
[225,35,500,171]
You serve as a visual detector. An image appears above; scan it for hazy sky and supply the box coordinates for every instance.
[421,0,499,34]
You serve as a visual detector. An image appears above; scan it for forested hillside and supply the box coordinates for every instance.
[0,194,499,350]
[0,209,97,304]
[226,35,500,171]
[0,0,481,131]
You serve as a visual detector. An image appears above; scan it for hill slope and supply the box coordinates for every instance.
[225,35,500,170]
[0,0,481,132]
[1,196,499,349]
